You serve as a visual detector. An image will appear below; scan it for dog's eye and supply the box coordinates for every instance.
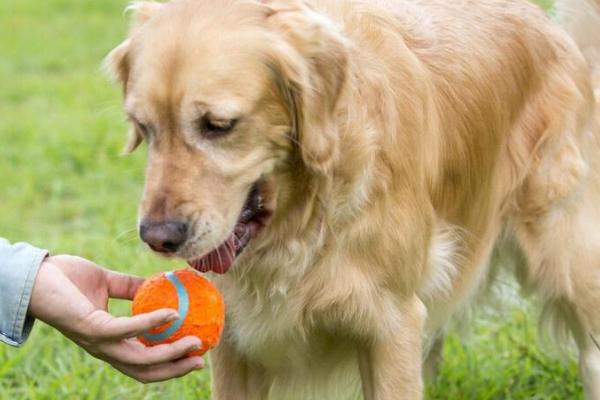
[200,117,238,138]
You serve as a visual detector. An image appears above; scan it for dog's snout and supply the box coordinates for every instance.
[139,220,188,254]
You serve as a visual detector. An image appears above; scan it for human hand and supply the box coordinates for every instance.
[28,255,204,383]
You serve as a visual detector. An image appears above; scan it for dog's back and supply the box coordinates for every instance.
[558,0,600,64]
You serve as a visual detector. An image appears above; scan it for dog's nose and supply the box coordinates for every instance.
[139,220,188,254]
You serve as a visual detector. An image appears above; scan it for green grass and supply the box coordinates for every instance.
[0,0,581,398]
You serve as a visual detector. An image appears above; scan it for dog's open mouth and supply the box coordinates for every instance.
[187,182,271,274]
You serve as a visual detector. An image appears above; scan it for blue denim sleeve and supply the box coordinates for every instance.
[0,238,48,346]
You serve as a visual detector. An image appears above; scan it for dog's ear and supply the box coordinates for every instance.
[126,1,165,26]
[265,0,348,173]
[104,38,132,93]
[122,125,143,154]
[104,1,164,153]
[104,2,163,90]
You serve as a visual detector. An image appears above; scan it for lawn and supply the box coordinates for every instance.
[0,0,582,399]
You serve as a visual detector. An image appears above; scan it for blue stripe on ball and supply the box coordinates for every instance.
[142,271,190,342]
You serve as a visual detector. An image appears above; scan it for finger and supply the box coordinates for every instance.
[115,356,204,383]
[105,270,146,300]
[100,336,202,366]
[93,309,179,340]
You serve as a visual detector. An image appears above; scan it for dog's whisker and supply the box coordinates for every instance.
[226,237,237,256]
[112,228,139,245]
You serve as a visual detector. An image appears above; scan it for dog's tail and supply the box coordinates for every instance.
[556,0,600,83]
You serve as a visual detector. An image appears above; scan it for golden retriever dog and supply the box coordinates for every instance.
[105,0,600,398]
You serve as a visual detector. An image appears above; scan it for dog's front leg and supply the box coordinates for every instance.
[210,336,248,400]
[210,336,269,400]
[358,295,426,400]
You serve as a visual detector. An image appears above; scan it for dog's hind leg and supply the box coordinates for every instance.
[511,96,600,398]
[422,333,445,384]
[513,158,600,398]
[574,321,600,398]
[551,0,600,395]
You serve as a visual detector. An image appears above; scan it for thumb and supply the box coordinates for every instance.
[105,270,146,300]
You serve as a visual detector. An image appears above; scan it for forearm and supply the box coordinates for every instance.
[0,237,47,346]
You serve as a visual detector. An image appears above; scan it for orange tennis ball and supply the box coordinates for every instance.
[132,269,225,357]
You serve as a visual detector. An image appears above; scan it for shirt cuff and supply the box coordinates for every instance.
[0,239,48,346]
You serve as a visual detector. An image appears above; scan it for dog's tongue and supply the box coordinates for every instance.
[187,234,236,274]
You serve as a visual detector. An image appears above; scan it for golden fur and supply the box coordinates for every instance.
[106,0,600,398]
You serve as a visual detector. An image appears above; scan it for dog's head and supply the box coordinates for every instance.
[105,0,347,273]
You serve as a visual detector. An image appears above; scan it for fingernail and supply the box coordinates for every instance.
[191,340,202,350]
[165,310,179,321]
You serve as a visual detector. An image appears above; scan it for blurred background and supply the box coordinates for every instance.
[0,0,581,399]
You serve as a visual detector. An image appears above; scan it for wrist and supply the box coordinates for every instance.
[0,242,48,346]
[29,257,97,335]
